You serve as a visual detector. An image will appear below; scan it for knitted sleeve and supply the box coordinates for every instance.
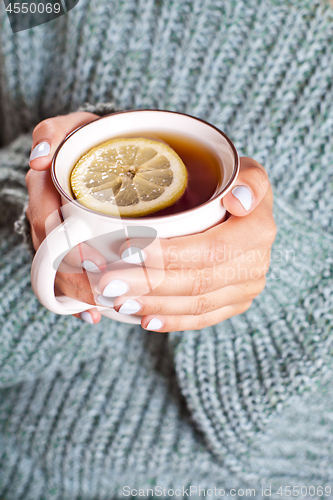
[0,134,32,232]
[0,171,332,424]
[0,104,332,441]
[169,199,333,468]
[0,102,119,239]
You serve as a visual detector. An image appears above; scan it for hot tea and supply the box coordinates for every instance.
[70,131,223,218]
[143,131,223,217]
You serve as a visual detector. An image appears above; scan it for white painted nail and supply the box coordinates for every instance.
[146,318,163,331]
[81,260,101,273]
[102,279,128,297]
[232,185,252,211]
[80,311,94,324]
[118,299,141,315]
[121,246,146,265]
[30,142,51,161]
[97,295,115,307]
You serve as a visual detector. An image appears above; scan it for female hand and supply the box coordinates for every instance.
[26,112,276,330]
[106,159,276,331]
[26,112,104,324]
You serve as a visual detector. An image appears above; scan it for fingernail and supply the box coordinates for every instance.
[146,318,163,331]
[232,186,252,211]
[121,246,146,264]
[30,142,51,161]
[102,279,128,297]
[97,295,115,307]
[81,260,101,273]
[80,311,94,324]
[118,299,141,315]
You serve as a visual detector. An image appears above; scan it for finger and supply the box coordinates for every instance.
[56,262,132,309]
[98,252,269,298]
[222,157,269,216]
[29,112,98,170]
[27,167,107,280]
[73,308,102,324]
[26,169,62,248]
[140,301,253,332]
[113,278,265,316]
[117,195,276,271]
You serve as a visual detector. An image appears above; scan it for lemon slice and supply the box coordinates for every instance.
[70,138,188,217]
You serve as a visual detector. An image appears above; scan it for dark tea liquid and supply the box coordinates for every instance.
[124,131,223,218]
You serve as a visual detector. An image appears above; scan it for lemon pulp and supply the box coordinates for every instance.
[70,138,188,217]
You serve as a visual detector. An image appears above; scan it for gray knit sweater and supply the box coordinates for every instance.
[1,1,333,499]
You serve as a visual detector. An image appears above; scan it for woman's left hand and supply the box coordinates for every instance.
[100,157,277,331]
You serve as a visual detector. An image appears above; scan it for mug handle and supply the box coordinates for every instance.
[31,216,97,315]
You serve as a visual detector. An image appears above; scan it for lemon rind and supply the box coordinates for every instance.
[71,138,188,217]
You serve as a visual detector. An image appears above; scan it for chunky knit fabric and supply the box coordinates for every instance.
[1,1,333,499]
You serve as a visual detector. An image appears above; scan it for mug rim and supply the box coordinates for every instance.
[51,109,239,222]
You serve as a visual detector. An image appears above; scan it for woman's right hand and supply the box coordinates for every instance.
[26,112,105,324]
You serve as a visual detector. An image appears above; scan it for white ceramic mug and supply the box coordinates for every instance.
[31,110,239,324]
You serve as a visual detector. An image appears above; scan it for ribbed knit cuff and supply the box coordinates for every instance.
[13,200,35,257]
[0,134,32,233]
[169,196,333,472]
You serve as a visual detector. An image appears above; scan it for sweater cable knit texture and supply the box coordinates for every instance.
[0,1,333,499]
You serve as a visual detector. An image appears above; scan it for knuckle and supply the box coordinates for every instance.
[192,315,207,330]
[151,300,164,315]
[56,280,80,301]
[265,217,277,245]
[266,211,276,231]
[250,277,266,297]
[241,300,253,314]
[241,278,265,301]
[203,234,224,266]
[190,268,213,296]
[57,271,88,296]
[257,276,266,294]
[253,164,269,190]
[25,169,35,188]
[244,159,269,191]
[33,218,45,241]
[191,296,210,315]
[54,273,74,298]
[32,117,58,140]
[257,215,277,246]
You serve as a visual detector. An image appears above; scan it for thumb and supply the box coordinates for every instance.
[222,157,269,216]
[29,112,99,171]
